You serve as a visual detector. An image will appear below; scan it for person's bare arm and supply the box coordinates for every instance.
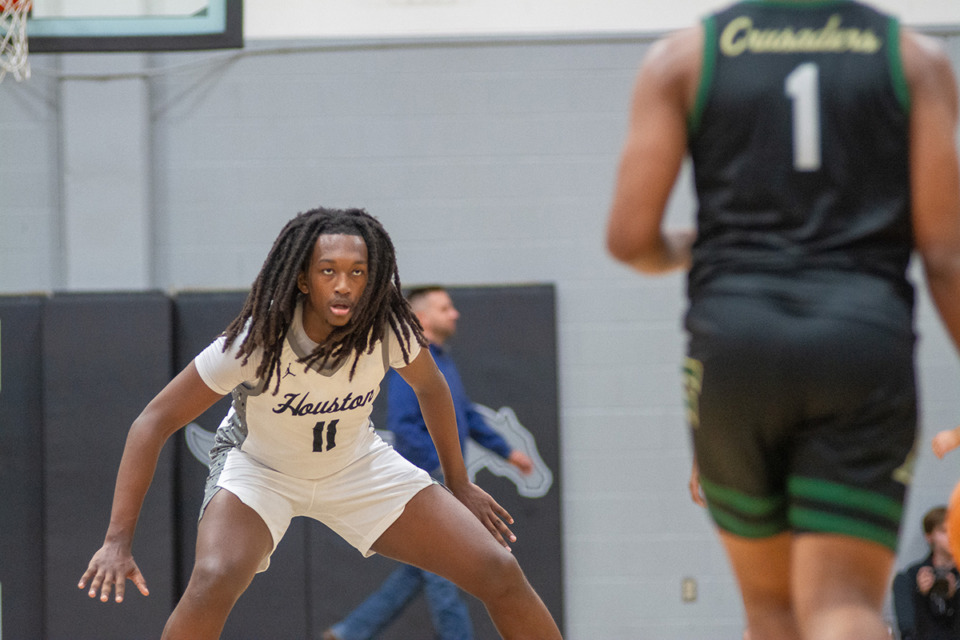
[606,26,702,273]
[906,30,960,350]
[904,30,960,461]
[78,362,224,603]
[395,348,517,548]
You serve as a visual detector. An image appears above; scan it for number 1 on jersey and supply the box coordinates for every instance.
[785,62,821,172]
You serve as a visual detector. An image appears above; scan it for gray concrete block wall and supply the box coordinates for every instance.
[1,70,60,292]
[2,30,960,639]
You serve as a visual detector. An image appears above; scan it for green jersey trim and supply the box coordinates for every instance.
[688,15,717,135]
[887,17,910,112]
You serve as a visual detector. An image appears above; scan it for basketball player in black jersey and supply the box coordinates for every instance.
[606,1,960,639]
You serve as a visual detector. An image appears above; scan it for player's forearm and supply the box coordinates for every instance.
[924,252,960,355]
[419,392,469,487]
[103,417,168,548]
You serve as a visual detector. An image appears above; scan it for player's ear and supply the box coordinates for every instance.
[297,271,308,294]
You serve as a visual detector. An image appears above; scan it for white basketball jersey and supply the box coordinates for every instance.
[195,303,420,479]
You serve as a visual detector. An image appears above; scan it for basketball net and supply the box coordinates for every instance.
[0,0,31,82]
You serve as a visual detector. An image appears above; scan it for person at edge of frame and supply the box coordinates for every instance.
[605,1,960,639]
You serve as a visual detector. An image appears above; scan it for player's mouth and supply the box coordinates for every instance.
[330,300,353,317]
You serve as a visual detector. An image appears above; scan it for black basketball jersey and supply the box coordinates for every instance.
[686,0,913,315]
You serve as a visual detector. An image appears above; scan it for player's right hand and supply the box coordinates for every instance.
[78,543,150,603]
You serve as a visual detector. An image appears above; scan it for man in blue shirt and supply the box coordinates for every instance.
[324,286,533,640]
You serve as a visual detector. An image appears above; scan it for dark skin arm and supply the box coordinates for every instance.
[906,29,960,348]
[394,347,517,549]
[78,362,224,603]
[903,29,960,458]
[606,25,702,273]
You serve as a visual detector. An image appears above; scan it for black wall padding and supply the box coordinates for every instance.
[172,291,311,639]
[447,284,564,636]
[0,296,45,640]
[42,292,175,640]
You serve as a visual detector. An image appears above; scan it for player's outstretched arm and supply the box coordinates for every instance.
[78,362,223,603]
[394,348,517,549]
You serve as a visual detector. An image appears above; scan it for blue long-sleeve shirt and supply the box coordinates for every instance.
[387,343,512,473]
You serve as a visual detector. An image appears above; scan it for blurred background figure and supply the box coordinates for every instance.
[894,507,960,640]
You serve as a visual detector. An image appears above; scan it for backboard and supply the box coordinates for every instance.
[26,0,241,53]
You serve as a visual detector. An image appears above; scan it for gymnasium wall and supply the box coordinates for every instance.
[2,22,960,640]
[239,0,959,39]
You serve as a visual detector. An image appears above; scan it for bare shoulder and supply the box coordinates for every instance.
[901,28,957,96]
[636,25,704,109]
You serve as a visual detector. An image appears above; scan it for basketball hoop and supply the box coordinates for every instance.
[0,0,31,82]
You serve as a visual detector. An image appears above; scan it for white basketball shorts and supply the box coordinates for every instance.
[202,436,433,572]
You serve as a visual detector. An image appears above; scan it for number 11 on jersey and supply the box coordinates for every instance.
[313,420,338,452]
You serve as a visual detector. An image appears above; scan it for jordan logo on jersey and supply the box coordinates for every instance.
[272,389,375,417]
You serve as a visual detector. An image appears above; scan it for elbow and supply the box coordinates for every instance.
[607,236,669,274]
[607,231,652,273]
[606,234,635,266]
[921,246,960,283]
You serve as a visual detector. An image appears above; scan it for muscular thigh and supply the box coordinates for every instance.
[195,488,274,579]
[371,485,512,594]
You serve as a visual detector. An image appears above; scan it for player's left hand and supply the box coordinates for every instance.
[449,480,516,551]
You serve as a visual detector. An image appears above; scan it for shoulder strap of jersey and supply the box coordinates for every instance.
[688,14,718,136]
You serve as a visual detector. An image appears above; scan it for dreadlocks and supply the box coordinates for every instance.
[222,207,426,393]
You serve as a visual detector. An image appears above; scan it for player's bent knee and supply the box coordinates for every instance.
[187,553,258,600]
[466,549,527,603]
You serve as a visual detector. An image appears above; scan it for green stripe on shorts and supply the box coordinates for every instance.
[787,476,902,524]
[701,476,788,538]
[701,476,786,517]
[707,503,788,538]
[788,506,899,550]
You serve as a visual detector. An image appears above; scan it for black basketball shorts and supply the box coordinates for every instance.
[684,292,917,550]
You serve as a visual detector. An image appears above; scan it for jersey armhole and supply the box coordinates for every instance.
[887,17,910,113]
[687,15,717,135]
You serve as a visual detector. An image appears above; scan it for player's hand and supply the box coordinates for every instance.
[449,480,516,551]
[932,428,960,459]
[508,450,534,475]
[689,462,707,508]
[917,566,935,594]
[78,542,150,603]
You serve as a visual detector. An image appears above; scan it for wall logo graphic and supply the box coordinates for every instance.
[465,404,553,498]
[184,403,553,499]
